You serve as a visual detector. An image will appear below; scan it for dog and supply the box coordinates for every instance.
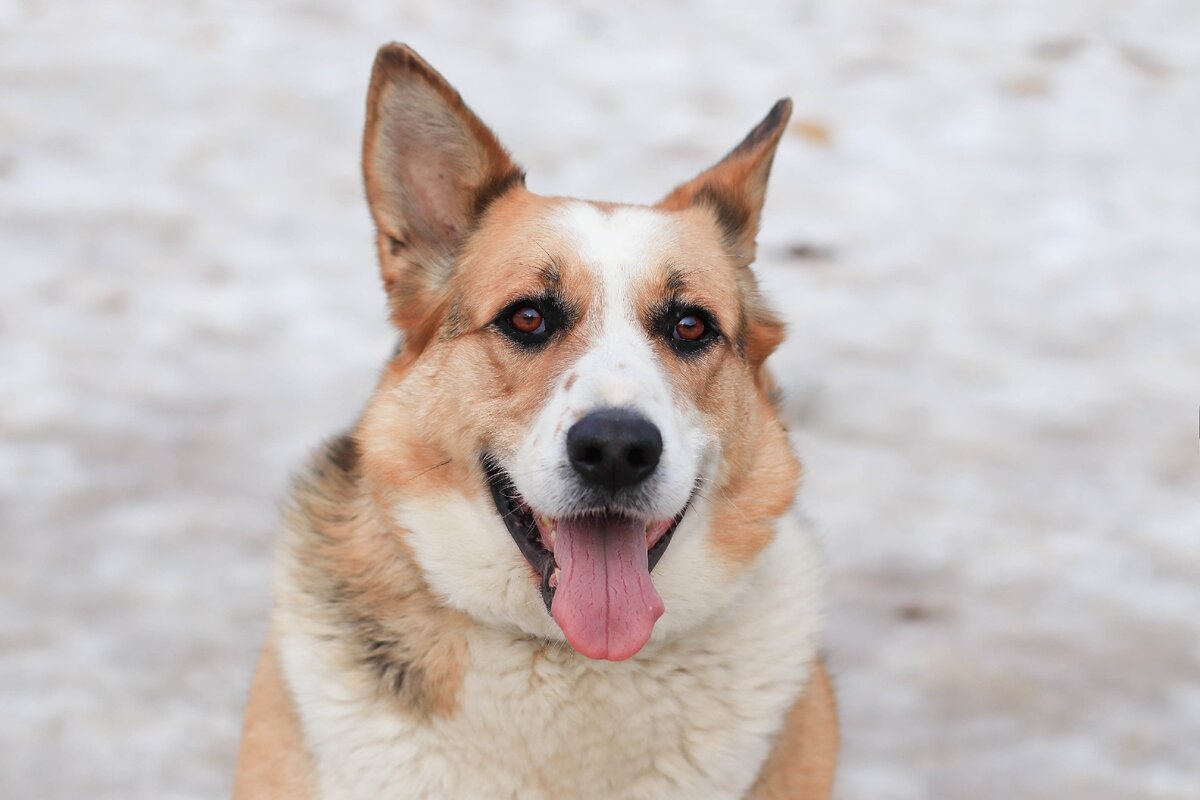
[233,43,837,799]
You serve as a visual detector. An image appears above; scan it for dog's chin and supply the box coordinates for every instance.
[483,459,688,661]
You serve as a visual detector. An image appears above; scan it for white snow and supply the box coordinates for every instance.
[1,2,1197,798]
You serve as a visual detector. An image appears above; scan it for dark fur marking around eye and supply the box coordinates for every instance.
[493,292,573,348]
[650,297,721,356]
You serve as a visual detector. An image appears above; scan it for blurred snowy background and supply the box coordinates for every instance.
[2,1,1198,798]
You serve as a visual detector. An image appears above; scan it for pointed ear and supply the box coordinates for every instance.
[363,43,524,334]
[657,99,792,264]
[660,101,792,374]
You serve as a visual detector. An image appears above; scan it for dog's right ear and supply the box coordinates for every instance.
[363,43,524,338]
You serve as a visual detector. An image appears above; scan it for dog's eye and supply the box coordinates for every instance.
[510,306,545,335]
[495,297,564,347]
[673,315,705,342]
[664,306,718,355]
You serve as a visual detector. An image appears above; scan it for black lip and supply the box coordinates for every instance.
[482,457,687,615]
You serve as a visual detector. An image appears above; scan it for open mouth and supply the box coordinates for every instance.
[483,458,687,661]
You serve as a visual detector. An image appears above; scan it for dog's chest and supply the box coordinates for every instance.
[282,520,823,800]
[301,631,809,800]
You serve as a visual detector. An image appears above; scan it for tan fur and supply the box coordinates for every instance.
[747,661,840,800]
[235,42,837,799]
[233,636,315,800]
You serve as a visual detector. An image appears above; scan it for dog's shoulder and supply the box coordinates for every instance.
[279,432,474,719]
[233,636,316,800]
[746,658,839,799]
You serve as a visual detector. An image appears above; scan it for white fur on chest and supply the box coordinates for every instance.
[277,513,823,800]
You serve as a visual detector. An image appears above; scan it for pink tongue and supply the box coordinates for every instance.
[550,515,665,661]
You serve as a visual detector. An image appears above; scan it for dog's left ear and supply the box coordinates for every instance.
[363,43,524,337]
[657,99,792,265]
[659,100,792,370]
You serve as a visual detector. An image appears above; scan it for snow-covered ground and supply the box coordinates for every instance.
[2,2,1197,798]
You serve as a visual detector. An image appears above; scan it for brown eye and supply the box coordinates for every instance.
[510,306,545,335]
[673,314,705,342]
[496,297,565,348]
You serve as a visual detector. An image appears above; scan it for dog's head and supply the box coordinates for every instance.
[357,44,800,661]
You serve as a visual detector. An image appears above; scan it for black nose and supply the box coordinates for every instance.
[566,409,663,492]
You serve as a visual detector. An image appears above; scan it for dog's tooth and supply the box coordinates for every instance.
[548,568,560,589]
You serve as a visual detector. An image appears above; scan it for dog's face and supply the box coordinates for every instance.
[356,45,800,661]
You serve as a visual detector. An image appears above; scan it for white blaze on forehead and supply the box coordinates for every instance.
[554,202,677,292]
[553,201,676,404]
[509,201,709,521]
